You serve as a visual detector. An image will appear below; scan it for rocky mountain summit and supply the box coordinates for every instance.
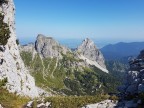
[0,0,38,98]
[76,38,108,73]
[35,34,70,59]
[77,38,106,68]
[19,35,119,95]
[20,34,108,73]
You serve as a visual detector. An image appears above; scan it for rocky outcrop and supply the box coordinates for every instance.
[19,43,37,60]
[25,99,51,108]
[82,99,143,108]
[76,38,108,73]
[118,49,144,95]
[82,50,144,108]
[19,43,35,53]
[0,0,38,97]
[114,49,144,108]
[82,100,117,108]
[0,104,3,108]
[35,34,70,58]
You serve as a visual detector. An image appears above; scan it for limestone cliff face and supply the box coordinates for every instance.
[119,49,144,95]
[0,0,38,97]
[35,34,70,58]
[76,38,108,73]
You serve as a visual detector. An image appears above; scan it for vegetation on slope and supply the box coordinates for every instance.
[106,59,129,82]
[0,0,8,5]
[43,95,109,108]
[0,79,30,108]
[21,51,121,96]
[0,88,30,108]
[63,66,121,95]
[0,13,10,46]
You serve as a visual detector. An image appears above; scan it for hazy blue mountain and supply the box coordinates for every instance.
[101,42,144,60]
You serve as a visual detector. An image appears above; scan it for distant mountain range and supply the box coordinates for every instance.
[101,42,144,60]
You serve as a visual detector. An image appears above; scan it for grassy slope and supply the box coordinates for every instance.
[21,51,121,95]
[31,95,110,108]
[0,79,30,108]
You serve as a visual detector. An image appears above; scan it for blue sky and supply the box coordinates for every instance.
[14,0,144,44]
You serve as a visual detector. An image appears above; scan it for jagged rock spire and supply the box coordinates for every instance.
[77,38,108,73]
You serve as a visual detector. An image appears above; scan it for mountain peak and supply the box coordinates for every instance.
[77,38,108,73]
[82,38,95,46]
[35,34,69,58]
[84,38,92,42]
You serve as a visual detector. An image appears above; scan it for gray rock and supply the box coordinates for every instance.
[35,34,70,58]
[0,0,38,98]
[26,101,33,107]
[37,103,45,108]
[118,50,144,95]
[77,38,106,69]
[25,100,51,108]
[45,102,51,107]
[138,84,144,93]
[19,43,35,53]
[0,104,3,108]
[117,50,144,108]
[82,99,117,108]
[76,38,108,73]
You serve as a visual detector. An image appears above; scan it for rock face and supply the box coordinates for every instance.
[35,34,70,58]
[77,38,108,73]
[20,43,36,54]
[0,0,38,97]
[19,43,37,60]
[118,49,144,95]
[25,100,51,108]
[83,50,144,108]
[0,104,3,108]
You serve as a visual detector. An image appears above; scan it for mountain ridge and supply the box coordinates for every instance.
[20,34,108,73]
[19,34,121,95]
[101,41,144,60]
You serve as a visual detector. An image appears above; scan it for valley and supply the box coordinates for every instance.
[0,0,144,108]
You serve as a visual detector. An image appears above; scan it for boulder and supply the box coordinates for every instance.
[0,104,3,108]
